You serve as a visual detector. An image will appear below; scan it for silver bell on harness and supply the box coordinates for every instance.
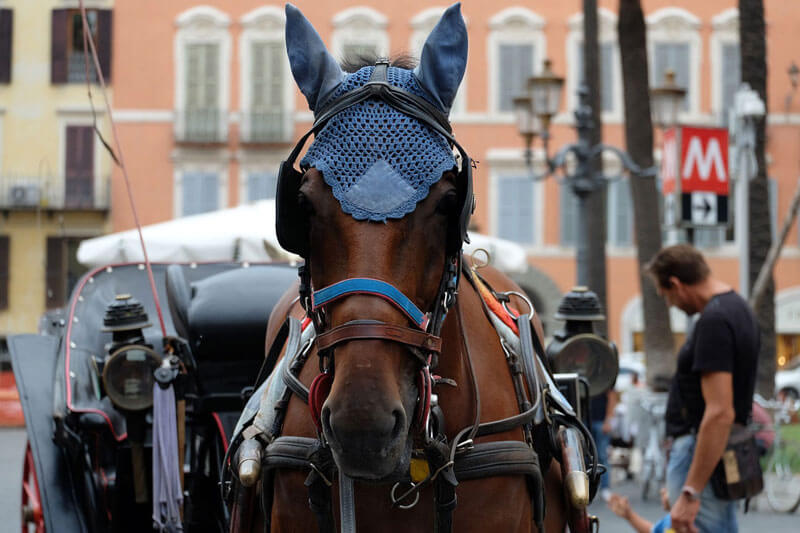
[546,287,619,401]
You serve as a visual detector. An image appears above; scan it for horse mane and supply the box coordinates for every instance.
[339,52,417,73]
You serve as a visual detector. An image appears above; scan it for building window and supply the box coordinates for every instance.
[488,8,545,116]
[608,179,633,246]
[711,9,740,125]
[567,9,621,120]
[496,174,535,244]
[64,125,95,208]
[175,7,231,143]
[45,236,88,309]
[559,182,578,246]
[240,7,292,144]
[331,7,389,64]
[246,171,276,202]
[0,236,8,310]
[181,171,219,216]
[50,8,112,84]
[0,9,12,84]
[647,8,701,117]
[410,8,467,115]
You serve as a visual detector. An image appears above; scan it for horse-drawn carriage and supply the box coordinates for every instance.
[12,261,297,532]
[13,4,619,531]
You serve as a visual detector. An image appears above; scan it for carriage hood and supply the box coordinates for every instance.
[284,3,468,222]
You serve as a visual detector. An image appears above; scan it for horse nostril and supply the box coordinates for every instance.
[390,408,406,440]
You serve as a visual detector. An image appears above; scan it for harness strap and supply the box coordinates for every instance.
[316,322,441,355]
[312,278,428,329]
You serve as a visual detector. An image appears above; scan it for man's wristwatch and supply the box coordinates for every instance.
[681,485,700,502]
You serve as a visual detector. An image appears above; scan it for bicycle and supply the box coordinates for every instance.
[755,395,800,513]
[635,392,668,501]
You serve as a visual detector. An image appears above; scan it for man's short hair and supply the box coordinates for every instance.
[645,244,711,289]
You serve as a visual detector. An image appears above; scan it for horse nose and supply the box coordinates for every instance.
[321,399,406,453]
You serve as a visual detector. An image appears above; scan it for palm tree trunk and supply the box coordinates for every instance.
[739,0,776,397]
[617,0,676,388]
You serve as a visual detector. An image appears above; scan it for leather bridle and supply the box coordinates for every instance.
[301,255,461,436]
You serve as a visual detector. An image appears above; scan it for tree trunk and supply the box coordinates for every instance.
[617,0,676,388]
[583,0,609,337]
[739,0,775,397]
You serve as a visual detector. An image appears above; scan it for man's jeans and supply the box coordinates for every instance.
[666,434,738,533]
[591,420,610,490]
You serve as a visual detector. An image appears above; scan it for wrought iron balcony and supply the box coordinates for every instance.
[176,108,228,143]
[0,175,110,211]
[241,109,290,144]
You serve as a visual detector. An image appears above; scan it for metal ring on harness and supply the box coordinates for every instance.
[390,481,421,510]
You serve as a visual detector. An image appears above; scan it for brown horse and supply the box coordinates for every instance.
[226,4,593,531]
[249,169,571,532]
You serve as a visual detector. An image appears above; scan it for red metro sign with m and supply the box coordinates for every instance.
[678,126,729,194]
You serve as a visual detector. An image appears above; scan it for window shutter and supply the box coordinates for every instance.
[769,178,778,243]
[721,43,740,122]
[45,237,66,309]
[51,9,69,83]
[499,44,533,112]
[608,179,633,246]
[96,9,112,81]
[498,176,534,244]
[560,182,578,246]
[673,44,690,111]
[182,172,219,216]
[0,9,12,83]
[601,43,615,112]
[247,172,276,202]
[0,236,8,310]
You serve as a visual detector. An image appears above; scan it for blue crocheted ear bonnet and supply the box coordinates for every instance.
[299,67,457,221]
[285,3,468,222]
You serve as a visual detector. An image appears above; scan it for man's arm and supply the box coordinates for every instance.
[670,371,735,531]
[602,389,619,434]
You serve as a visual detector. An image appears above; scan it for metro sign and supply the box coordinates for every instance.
[661,126,729,228]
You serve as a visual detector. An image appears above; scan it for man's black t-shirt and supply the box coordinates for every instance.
[665,290,760,438]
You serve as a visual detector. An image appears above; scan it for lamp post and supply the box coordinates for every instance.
[729,84,766,299]
[513,59,657,287]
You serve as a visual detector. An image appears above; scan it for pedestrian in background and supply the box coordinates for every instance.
[590,388,618,499]
[645,244,760,533]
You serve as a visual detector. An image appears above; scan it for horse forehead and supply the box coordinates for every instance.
[300,65,457,225]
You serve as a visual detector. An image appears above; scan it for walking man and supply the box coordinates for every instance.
[645,244,759,533]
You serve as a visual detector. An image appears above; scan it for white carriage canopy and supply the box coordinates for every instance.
[77,199,529,273]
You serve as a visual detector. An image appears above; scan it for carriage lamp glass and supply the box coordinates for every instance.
[527,59,564,125]
[546,287,618,397]
[102,345,163,411]
[650,69,686,129]
[549,334,618,397]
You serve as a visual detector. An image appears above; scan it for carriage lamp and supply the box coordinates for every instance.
[650,69,687,130]
[546,287,618,398]
[98,294,162,411]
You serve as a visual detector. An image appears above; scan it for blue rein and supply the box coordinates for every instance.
[311,278,428,330]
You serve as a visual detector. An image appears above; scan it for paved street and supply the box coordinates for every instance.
[1,428,25,533]
[2,426,798,531]
[589,474,800,532]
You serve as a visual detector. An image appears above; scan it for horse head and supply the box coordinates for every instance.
[280,3,469,480]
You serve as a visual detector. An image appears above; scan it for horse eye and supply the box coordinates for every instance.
[436,191,458,215]
[297,192,314,215]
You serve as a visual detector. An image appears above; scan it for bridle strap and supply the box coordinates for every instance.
[312,278,429,330]
[316,322,441,357]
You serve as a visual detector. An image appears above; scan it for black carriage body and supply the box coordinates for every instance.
[11,262,297,533]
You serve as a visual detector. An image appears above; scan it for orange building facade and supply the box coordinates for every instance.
[110,1,800,366]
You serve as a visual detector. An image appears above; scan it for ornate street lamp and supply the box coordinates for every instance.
[512,59,651,286]
[649,69,687,130]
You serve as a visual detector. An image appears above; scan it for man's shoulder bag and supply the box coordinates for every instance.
[709,423,764,501]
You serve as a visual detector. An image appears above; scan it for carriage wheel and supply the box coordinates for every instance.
[21,442,45,533]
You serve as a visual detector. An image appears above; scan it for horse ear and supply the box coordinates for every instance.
[413,3,468,115]
[285,3,345,111]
